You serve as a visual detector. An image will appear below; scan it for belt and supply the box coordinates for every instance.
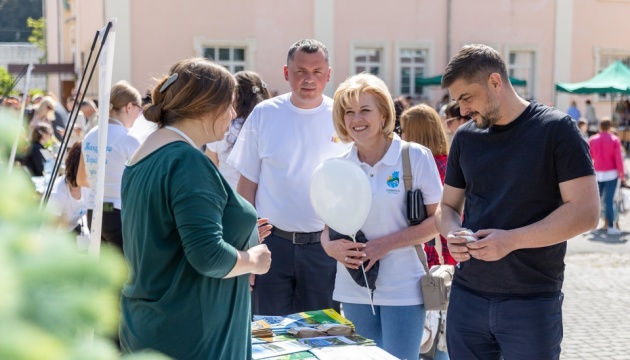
[272,227,322,245]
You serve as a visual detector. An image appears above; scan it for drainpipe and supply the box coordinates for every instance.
[446,0,452,64]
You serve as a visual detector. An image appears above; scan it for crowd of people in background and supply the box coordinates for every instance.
[0,38,627,360]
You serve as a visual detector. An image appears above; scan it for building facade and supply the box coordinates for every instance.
[45,0,630,117]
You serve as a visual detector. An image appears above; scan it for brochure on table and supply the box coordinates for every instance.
[251,309,398,360]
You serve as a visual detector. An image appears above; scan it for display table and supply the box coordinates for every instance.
[251,309,398,360]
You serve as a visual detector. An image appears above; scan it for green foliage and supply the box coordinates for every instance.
[0,66,16,97]
[0,109,170,359]
[27,17,45,51]
[29,88,45,97]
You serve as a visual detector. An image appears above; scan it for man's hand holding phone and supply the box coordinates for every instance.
[446,228,478,262]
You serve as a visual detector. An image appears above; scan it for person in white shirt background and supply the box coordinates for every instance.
[228,39,352,316]
[78,81,143,253]
[206,71,271,189]
[47,141,88,235]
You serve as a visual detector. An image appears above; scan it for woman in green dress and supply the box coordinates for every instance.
[119,58,272,359]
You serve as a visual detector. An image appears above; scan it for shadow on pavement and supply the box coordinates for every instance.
[584,230,629,244]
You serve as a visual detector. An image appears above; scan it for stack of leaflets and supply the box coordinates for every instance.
[252,335,377,360]
[252,319,273,338]
[252,309,354,335]
[251,309,395,359]
[297,334,374,348]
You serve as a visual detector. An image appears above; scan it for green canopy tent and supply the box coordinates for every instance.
[555,60,630,94]
[415,74,527,87]
[555,61,630,130]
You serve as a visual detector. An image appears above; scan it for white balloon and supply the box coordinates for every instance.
[310,158,372,235]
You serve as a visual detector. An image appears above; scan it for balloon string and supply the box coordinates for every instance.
[351,233,375,315]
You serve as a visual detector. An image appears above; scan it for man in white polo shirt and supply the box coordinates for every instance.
[228,39,351,316]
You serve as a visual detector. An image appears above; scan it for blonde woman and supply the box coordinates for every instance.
[322,73,443,360]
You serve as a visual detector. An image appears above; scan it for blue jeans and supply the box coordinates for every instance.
[598,178,618,227]
[446,284,563,360]
[342,303,424,360]
[433,349,449,360]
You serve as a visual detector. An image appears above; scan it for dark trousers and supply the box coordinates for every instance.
[446,283,563,360]
[87,208,124,253]
[251,234,340,316]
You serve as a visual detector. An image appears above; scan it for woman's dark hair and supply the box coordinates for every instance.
[64,141,82,187]
[234,71,272,120]
[444,101,462,119]
[31,123,52,143]
[144,58,236,128]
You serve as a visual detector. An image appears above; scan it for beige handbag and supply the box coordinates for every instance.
[401,142,454,311]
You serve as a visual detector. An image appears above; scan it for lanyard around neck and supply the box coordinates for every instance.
[164,126,201,151]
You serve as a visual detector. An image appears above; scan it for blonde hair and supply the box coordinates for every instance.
[34,96,56,119]
[400,104,449,156]
[109,80,142,116]
[332,73,395,143]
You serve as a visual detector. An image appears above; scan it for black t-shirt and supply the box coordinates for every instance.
[24,142,46,176]
[445,101,594,295]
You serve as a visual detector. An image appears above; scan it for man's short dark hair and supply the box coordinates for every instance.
[287,39,329,64]
[442,44,509,88]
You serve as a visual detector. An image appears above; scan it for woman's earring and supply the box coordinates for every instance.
[381,122,385,128]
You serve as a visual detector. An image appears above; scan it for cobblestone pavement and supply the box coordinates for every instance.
[562,215,630,359]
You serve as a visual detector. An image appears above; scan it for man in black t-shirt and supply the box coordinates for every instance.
[435,44,600,360]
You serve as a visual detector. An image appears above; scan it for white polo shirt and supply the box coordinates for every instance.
[333,135,443,306]
[227,93,352,232]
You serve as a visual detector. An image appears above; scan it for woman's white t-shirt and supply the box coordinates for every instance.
[206,117,245,189]
[47,175,89,232]
[332,135,444,306]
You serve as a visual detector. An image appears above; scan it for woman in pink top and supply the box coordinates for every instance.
[588,117,625,235]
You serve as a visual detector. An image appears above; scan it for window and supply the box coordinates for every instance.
[399,48,427,97]
[507,51,535,99]
[354,48,382,75]
[600,54,630,69]
[203,46,246,73]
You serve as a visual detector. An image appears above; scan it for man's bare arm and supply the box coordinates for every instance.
[236,175,258,208]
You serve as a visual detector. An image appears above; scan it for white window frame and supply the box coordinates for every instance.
[193,38,255,73]
[504,45,541,100]
[394,41,433,101]
[349,41,390,84]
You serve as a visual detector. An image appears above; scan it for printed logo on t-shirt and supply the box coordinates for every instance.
[386,171,400,188]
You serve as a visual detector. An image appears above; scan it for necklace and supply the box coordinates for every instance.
[164,125,201,152]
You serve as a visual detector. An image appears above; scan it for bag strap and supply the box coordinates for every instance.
[402,142,412,192]
[402,141,431,274]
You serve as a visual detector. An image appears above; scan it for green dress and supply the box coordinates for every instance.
[119,142,257,359]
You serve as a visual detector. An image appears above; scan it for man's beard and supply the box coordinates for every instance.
[472,102,500,130]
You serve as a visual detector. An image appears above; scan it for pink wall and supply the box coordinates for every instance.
[129,0,315,95]
[49,0,630,115]
[570,0,630,117]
